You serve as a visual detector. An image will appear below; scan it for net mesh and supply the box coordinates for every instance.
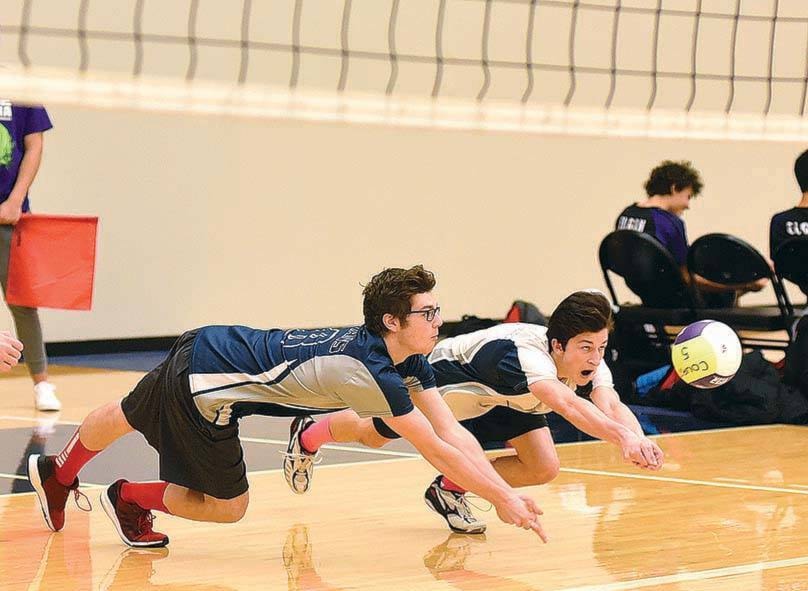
[2,0,808,139]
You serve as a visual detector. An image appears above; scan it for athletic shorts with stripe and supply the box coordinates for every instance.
[121,330,249,500]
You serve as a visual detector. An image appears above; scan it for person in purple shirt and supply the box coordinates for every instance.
[615,160,764,308]
[0,100,61,411]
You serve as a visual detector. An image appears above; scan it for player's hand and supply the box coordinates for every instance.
[0,201,22,225]
[637,437,664,470]
[623,436,664,470]
[0,331,23,372]
[494,493,548,542]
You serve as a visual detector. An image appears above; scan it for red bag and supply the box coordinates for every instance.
[5,214,98,310]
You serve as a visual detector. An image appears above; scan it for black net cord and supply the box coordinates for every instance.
[563,0,580,107]
[431,0,447,99]
[385,0,400,96]
[290,0,303,89]
[186,0,199,82]
[646,0,662,110]
[477,0,492,101]
[337,0,352,92]
[605,0,621,109]
[685,0,702,112]
[725,0,741,113]
[78,0,89,72]
[18,0,33,68]
[238,0,252,84]
[521,0,538,103]
[133,0,145,77]
[763,0,780,115]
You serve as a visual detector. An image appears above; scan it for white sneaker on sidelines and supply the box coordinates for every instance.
[34,382,62,412]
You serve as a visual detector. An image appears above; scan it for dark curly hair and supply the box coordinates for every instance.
[644,160,703,197]
[362,265,436,336]
[546,291,614,350]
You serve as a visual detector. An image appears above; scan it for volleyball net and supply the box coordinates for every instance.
[2,0,807,139]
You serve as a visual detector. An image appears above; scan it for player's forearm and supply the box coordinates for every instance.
[414,435,511,505]
[7,141,43,205]
[607,402,644,437]
[439,424,512,490]
[555,396,635,446]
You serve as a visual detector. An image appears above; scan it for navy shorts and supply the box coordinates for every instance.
[121,331,248,500]
[373,405,548,449]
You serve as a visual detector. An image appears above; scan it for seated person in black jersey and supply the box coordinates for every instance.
[615,160,765,307]
[770,148,808,299]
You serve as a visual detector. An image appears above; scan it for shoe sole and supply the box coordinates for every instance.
[423,494,487,535]
[28,454,58,532]
[100,489,169,548]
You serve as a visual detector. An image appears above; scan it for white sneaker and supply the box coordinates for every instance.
[424,476,487,534]
[34,382,62,412]
[281,416,320,494]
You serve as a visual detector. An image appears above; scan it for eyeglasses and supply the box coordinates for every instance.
[406,306,441,322]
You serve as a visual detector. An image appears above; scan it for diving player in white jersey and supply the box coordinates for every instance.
[290,290,664,534]
[27,266,546,548]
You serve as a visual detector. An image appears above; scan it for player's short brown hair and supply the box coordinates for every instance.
[363,265,436,336]
[546,291,614,349]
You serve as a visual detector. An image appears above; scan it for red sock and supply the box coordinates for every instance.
[300,417,334,453]
[120,481,170,514]
[54,431,99,486]
[440,476,466,494]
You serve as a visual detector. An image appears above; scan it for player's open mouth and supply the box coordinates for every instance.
[581,369,594,377]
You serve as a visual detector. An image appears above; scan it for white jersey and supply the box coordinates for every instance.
[428,323,613,421]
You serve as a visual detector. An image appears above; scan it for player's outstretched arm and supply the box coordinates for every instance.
[410,388,515,488]
[590,385,644,436]
[530,380,663,470]
[383,409,547,541]
[0,331,23,371]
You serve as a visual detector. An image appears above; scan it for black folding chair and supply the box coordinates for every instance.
[688,233,794,348]
[599,229,696,316]
[773,237,808,305]
[599,230,696,373]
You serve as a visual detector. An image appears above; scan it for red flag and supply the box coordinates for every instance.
[5,214,98,310]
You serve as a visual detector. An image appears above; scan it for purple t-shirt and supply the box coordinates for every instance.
[615,204,689,265]
[0,101,53,211]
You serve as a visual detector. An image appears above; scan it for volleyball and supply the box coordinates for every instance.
[671,320,743,389]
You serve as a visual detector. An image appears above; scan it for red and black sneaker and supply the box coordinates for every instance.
[101,480,169,548]
[27,454,82,532]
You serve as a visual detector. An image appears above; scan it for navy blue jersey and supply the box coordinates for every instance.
[188,325,434,426]
[429,323,613,421]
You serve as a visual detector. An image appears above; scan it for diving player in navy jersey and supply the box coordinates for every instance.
[27,265,546,548]
[296,291,664,534]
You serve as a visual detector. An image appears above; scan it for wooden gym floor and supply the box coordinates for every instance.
[0,365,806,590]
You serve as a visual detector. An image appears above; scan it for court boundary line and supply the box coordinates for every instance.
[559,554,808,591]
[560,467,808,495]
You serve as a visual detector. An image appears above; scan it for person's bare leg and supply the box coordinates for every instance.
[325,410,391,448]
[488,427,560,487]
[163,487,249,523]
[78,400,135,451]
